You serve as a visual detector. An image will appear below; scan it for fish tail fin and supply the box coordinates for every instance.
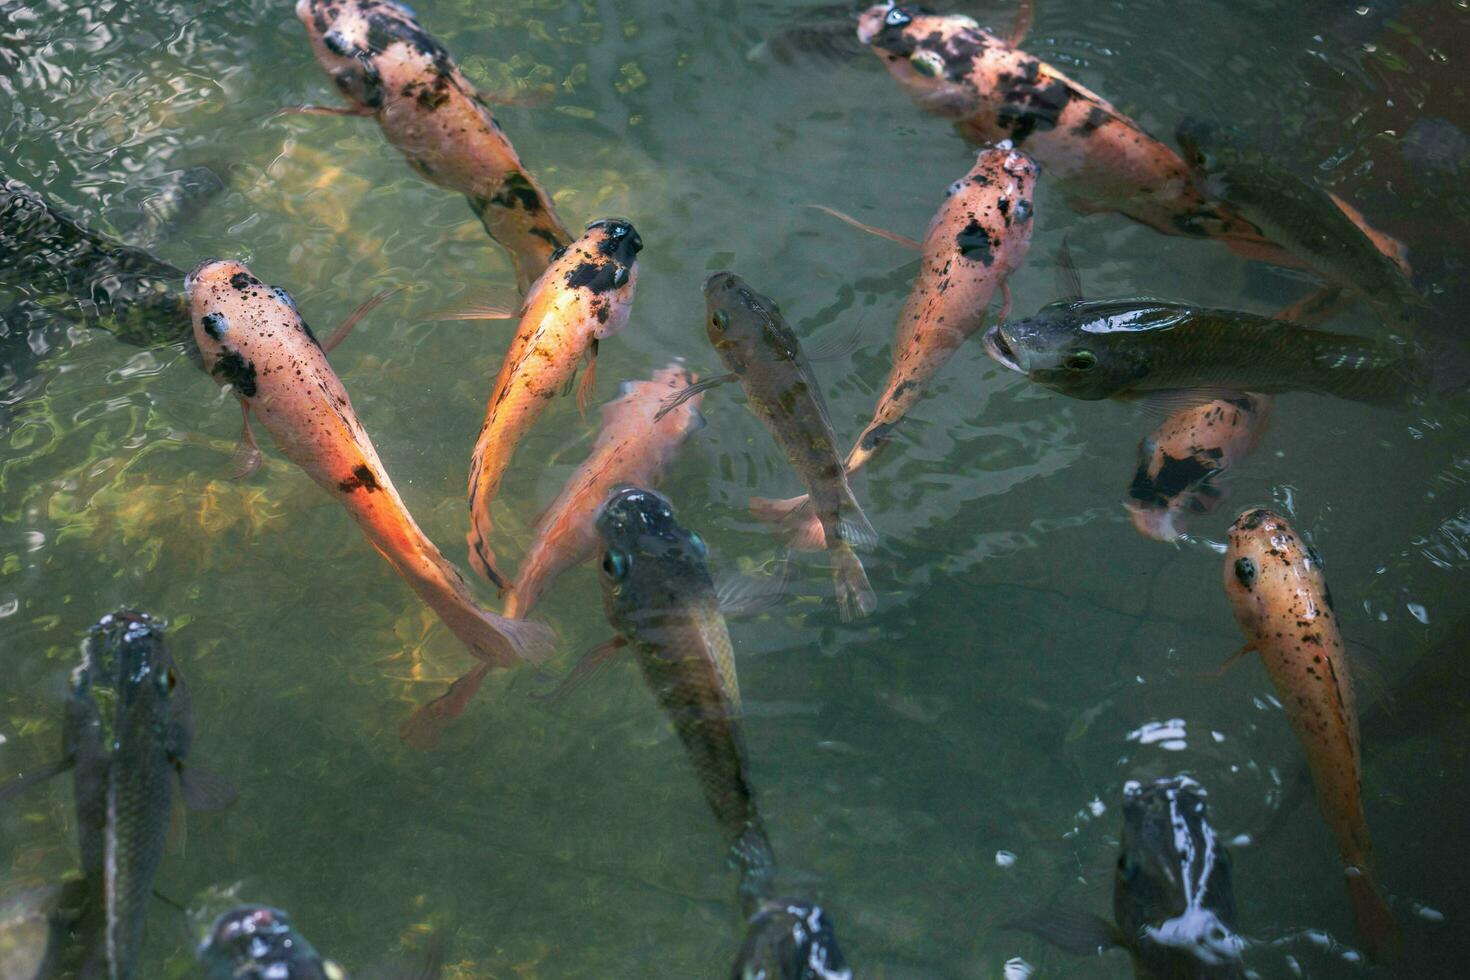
[830,541,876,621]
[1346,868,1401,962]
[399,662,494,751]
[749,494,826,553]
[837,495,878,553]
[732,821,780,917]
[481,612,555,667]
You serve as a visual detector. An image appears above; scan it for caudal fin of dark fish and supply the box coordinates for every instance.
[1005,907,1125,957]
[355,931,447,980]
[732,822,780,918]
[0,757,74,806]
[830,542,876,622]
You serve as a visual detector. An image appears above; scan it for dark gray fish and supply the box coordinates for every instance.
[126,165,228,247]
[0,176,192,350]
[1011,778,1244,979]
[198,904,443,980]
[1176,120,1424,332]
[747,4,868,66]
[1401,117,1470,181]
[732,899,852,980]
[698,272,877,620]
[984,298,1427,408]
[0,610,236,980]
[595,487,777,912]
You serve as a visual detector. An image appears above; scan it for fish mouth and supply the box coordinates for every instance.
[982,323,1024,373]
[184,257,225,292]
[587,217,643,259]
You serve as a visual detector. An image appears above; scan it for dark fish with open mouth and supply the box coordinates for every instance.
[1,611,236,980]
[983,299,1427,408]
[732,899,853,979]
[198,904,443,979]
[1176,120,1424,333]
[295,0,571,292]
[1011,777,1245,979]
[670,272,877,620]
[595,487,777,912]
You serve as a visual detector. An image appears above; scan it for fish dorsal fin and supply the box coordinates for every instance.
[1055,237,1084,303]
[1006,907,1126,956]
[1131,388,1254,422]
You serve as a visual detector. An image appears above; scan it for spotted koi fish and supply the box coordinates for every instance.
[296,0,571,291]
[464,218,642,592]
[187,259,552,669]
[1224,509,1399,961]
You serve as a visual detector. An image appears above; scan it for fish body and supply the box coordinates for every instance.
[0,177,190,349]
[296,0,570,291]
[732,899,852,980]
[984,299,1425,407]
[466,218,642,590]
[596,488,776,910]
[198,906,337,980]
[852,146,1037,469]
[1223,509,1398,960]
[855,5,1272,249]
[186,259,551,668]
[1177,121,1422,328]
[1011,778,1243,979]
[1126,395,1273,542]
[505,361,704,619]
[703,272,877,620]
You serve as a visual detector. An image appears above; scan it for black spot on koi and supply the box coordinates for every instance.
[211,348,258,397]
[956,219,995,264]
[338,464,380,493]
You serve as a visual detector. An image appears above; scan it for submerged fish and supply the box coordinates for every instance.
[1223,509,1399,960]
[0,611,235,980]
[854,4,1278,255]
[984,299,1426,407]
[465,218,643,591]
[596,487,777,911]
[757,147,1036,546]
[732,899,852,980]
[1012,777,1244,979]
[198,904,443,980]
[295,0,571,292]
[0,176,191,349]
[695,272,877,620]
[186,259,552,668]
[1125,394,1273,542]
[508,361,706,619]
[1176,120,1422,331]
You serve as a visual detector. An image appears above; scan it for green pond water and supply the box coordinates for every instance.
[3,0,1470,976]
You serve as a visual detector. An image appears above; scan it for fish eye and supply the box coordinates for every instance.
[885,6,913,28]
[601,550,631,581]
[910,50,945,78]
[1064,350,1097,372]
[1233,556,1257,590]
[711,310,730,332]
[688,532,708,557]
[1118,855,1140,882]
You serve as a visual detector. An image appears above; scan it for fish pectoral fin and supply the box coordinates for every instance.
[1132,388,1251,422]
[1054,237,1085,303]
[175,762,239,812]
[423,285,520,322]
[531,637,629,705]
[575,339,599,419]
[995,279,1014,323]
[1008,0,1034,46]
[269,103,374,119]
[229,400,263,481]
[804,324,866,363]
[0,756,74,806]
[1214,642,1256,677]
[323,286,403,354]
[400,661,495,751]
[653,374,737,422]
[1006,907,1124,957]
[803,204,921,251]
[716,553,792,618]
[1276,284,1346,327]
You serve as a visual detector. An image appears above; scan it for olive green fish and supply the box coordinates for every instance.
[595,487,777,912]
[670,272,877,620]
[984,299,1427,408]
[1176,120,1424,333]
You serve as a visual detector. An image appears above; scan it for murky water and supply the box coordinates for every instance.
[3,0,1469,976]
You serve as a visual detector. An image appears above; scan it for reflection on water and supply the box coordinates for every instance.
[2,0,1469,976]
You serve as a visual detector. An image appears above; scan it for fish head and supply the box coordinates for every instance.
[187,259,318,398]
[983,302,1150,399]
[733,899,852,980]
[85,609,179,749]
[702,271,803,375]
[1116,778,1241,972]
[296,0,428,112]
[199,905,337,980]
[547,218,642,336]
[1175,118,1254,183]
[595,486,715,630]
[1224,508,1330,633]
[856,4,990,118]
